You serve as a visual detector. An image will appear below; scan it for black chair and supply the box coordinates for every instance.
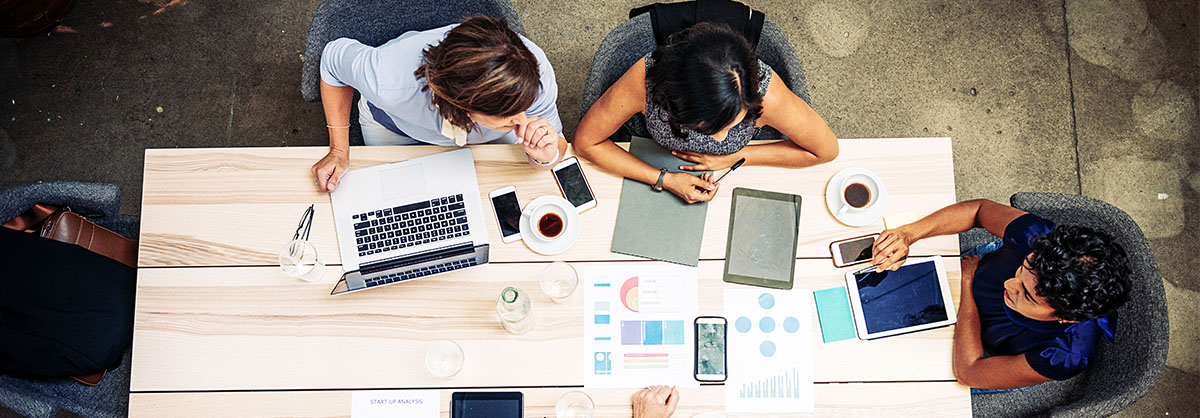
[300,0,525,145]
[0,181,138,418]
[959,192,1168,417]
[580,12,810,142]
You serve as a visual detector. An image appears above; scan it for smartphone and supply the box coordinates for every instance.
[831,234,879,268]
[694,316,727,382]
[489,186,522,243]
[551,156,597,213]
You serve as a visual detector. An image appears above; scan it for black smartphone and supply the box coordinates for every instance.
[831,234,878,268]
[551,157,597,213]
[694,316,727,382]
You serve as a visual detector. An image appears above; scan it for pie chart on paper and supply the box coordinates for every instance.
[620,276,639,312]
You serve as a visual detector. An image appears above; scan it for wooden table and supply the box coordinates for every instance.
[130,138,970,417]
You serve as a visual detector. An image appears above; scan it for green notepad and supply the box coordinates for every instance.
[814,286,857,343]
[610,137,710,266]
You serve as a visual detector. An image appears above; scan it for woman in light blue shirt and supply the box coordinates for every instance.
[312,16,567,192]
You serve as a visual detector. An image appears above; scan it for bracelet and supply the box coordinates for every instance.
[526,148,560,167]
[326,124,351,129]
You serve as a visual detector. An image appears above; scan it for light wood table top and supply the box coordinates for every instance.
[131,138,969,417]
[137,139,958,267]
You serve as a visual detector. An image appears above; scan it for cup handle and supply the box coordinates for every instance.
[838,205,849,215]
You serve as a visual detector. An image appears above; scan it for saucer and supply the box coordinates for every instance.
[825,167,887,227]
[519,195,580,255]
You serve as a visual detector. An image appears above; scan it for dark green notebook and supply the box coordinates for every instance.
[610,137,710,266]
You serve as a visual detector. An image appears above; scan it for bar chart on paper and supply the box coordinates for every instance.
[738,368,805,399]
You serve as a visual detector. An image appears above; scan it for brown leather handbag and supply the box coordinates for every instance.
[2,204,138,385]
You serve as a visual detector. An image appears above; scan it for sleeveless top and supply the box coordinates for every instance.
[973,214,1116,381]
[642,55,773,155]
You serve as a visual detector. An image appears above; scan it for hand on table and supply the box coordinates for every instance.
[663,172,718,204]
[632,385,679,418]
[871,228,913,272]
[312,148,349,193]
[672,150,742,171]
[515,116,560,164]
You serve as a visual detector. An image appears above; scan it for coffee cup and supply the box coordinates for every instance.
[527,202,569,242]
[838,173,880,215]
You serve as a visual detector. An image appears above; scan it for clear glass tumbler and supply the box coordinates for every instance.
[540,261,579,303]
[425,340,464,379]
[279,239,324,282]
[555,390,595,418]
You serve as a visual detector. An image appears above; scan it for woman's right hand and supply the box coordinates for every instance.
[312,148,349,192]
[662,172,717,204]
[871,228,913,272]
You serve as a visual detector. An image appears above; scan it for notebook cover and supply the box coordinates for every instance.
[610,137,710,266]
[813,286,857,343]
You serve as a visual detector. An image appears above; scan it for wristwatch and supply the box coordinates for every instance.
[652,168,668,192]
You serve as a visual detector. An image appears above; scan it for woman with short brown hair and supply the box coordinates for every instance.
[313,16,566,192]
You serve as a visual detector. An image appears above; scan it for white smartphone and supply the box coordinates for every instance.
[488,186,523,243]
[831,234,879,268]
[551,156,597,213]
[694,316,727,382]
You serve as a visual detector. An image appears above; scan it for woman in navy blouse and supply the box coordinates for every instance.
[870,199,1131,390]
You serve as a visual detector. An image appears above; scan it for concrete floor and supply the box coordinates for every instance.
[0,0,1195,416]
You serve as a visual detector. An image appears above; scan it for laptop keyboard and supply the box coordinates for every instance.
[364,257,479,288]
[352,193,470,257]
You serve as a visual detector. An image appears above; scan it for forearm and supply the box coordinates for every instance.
[320,80,354,152]
[574,140,662,185]
[737,139,833,168]
[897,199,992,242]
[951,281,985,380]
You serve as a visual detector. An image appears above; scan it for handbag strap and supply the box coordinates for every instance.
[2,203,60,233]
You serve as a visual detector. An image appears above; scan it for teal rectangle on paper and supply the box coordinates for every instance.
[643,320,664,345]
[594,314,610,325]
[595,302,610,311]
[594,283,611,287]
[814,286,857,343]
[663,320,685,345]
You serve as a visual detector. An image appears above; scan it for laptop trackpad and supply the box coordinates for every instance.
[380,164,427,201]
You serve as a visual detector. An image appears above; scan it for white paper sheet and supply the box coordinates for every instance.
[351,390,439,418]
[724,289,814,413]
[583,263,700,388]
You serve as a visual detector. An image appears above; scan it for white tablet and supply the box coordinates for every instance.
[844,256,957,340]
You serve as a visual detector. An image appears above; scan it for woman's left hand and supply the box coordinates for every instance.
[672,150,743,171]
[516,116,560,164]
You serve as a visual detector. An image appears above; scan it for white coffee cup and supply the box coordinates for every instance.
[838,173,881,215]
[527,202,569,242]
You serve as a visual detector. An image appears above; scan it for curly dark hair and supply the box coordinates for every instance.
[1027,225,1132,322]
[646,22,763,138]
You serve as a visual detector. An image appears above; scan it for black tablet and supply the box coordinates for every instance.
[451,392,523,418]
[722,188,802,289]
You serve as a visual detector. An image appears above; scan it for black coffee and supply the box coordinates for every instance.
[538,213,564,238]
[844,183,872,208]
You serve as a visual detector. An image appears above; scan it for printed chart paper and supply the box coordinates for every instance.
[351,390,438,418]
[584,263,699,388]
[724,289,814,413]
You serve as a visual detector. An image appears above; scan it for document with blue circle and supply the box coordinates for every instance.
[723,288,814,413]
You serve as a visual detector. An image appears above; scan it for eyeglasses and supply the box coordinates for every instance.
[287,204,315,259]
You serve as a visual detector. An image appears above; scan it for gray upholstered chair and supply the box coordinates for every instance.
[579,13,810,142]
[0,181,137,418]
[959,192,1168,417]
[300,0,524,145]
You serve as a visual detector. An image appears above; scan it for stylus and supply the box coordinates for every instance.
[854,256,908,275]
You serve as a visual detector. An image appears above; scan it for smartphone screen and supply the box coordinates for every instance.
[490,190,521,239]
[838,236,876,265]
[695,319,726,381]
[553,161,595,209]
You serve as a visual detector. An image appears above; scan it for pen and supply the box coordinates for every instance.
[854,255,908,275]
[712,158,746,185]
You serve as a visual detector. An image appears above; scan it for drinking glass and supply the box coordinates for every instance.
[540,261,579,303]
[279,239,324,282]
[555,390,595,418]
[425,340,464,379]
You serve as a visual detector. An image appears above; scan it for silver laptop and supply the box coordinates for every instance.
[328,148,489,295]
